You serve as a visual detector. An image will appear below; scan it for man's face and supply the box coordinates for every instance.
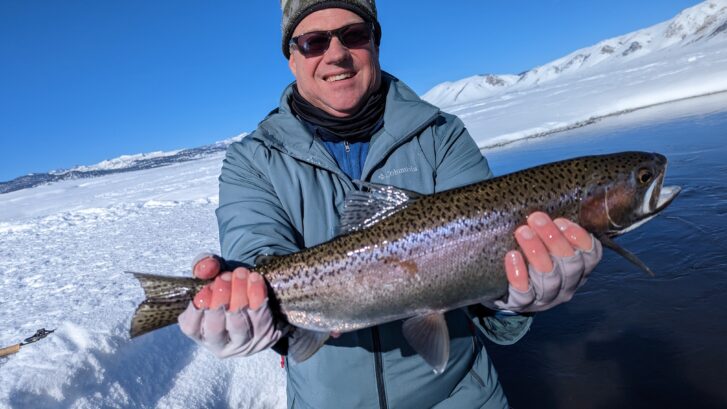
[288,8,381,118]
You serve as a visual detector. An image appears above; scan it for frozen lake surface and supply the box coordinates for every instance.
[485,92,727,409]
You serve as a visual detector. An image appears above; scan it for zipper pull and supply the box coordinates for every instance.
[344,140,350,153]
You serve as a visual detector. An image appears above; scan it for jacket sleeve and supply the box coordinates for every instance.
[216,138,301,266]
[432,113,533,345]
[431,113,493,193]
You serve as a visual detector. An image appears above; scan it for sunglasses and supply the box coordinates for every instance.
[289,22,374,58]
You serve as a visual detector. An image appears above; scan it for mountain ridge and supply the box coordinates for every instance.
[0,134,245,194]
[423,0,727,108]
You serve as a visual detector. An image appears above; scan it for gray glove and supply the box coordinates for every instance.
[491,236,603,313]
[178,300,289,359]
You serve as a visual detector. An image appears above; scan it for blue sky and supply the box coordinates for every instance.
[0,0,703,182]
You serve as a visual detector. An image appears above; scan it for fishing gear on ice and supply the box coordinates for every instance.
[0,328,55,358]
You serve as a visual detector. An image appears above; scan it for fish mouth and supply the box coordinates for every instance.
[647,162,681,216]
[654,184,681,213]
[611,160,681,237]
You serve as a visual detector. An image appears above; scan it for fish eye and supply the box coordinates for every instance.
[638,168,653,185]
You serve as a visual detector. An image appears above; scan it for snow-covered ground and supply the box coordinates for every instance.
[0,156,286,409]
[1,1,727,408]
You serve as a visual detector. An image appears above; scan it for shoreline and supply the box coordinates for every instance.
[477,88,727,152]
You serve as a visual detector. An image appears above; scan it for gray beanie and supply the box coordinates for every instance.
[281,0,381,59]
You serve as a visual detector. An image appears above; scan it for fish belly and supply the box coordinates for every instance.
[272,216,514,332]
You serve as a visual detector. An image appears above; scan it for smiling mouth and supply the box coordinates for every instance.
[325,72,354,82]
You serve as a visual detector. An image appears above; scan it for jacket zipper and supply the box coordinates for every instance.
[360,111,439,182]
[372,326,388,409]
[266,143,354,190]
[343,141,353,180]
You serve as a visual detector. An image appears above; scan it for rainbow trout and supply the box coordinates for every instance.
[129,151,680,372]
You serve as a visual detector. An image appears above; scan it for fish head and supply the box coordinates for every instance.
[579,152,681,237]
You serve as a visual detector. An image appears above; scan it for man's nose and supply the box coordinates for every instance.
[323,35,350,63]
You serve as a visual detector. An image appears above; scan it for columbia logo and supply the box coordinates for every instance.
[378,166,419,180]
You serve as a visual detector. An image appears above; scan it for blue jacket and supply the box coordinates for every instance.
[217,73,532,408]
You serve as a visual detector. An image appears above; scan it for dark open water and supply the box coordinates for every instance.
[483,92,727,409]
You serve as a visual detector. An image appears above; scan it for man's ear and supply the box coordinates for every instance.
[288,52,297,77]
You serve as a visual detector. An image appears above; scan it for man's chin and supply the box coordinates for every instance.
[321,100,365,117]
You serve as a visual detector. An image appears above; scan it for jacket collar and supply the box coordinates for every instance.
[256,72,441,178]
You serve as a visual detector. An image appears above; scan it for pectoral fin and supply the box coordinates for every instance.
[402,313,450,374]
[597,234,655,277]
[287,328,330,363]
[339,181,422,235]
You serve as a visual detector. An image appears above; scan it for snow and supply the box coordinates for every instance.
[0,155,223,222]
[1,1,726,408]
[68,151,184,173]
[423,0,727,149]
[0,156,286,409]
[45,134,246,178]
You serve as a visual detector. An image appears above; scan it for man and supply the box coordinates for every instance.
[179,1,602,408]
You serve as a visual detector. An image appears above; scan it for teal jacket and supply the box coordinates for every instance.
[217,73,532,409]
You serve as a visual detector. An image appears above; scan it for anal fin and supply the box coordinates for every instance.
[402,313,450,374]
[288,328,330,363]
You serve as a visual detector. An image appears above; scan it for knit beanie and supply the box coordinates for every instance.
[281,0,381,59]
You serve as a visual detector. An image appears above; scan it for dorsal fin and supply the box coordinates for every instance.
[339,181,422,234]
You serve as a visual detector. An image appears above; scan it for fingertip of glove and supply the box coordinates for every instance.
[580,235,601,255]
[248,298,271,314]
[589,236,603,257]
[178,301,204,336]
[191,251,217,269]
[527,261,556,276]
[508,283,533,296]
[181,301,204,317]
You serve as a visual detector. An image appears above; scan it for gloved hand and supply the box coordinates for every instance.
[177,254,288,358]
[488,212,603,313]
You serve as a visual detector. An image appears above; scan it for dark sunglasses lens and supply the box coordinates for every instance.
[297,32,331,56]
[340,24,372,48]
[293,23,372,57]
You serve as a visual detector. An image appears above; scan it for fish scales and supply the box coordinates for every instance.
[258,156,594,332]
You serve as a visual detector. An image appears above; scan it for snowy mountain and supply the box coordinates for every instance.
[0,134,247,194]
[421,0,727,150]
[423,0,727,108]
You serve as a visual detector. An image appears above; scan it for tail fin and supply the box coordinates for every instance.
[127,272,206,338]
